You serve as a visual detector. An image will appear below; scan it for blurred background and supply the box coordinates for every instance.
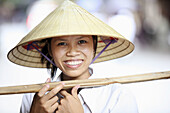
[0,0,170,112]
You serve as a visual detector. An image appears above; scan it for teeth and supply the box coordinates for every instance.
[66,61,82,65]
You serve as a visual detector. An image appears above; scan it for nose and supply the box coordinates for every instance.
[66,45,80,56]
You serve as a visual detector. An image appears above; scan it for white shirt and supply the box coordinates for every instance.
[20,84,138,113]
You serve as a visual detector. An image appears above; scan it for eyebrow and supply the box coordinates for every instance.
[77,36,89,40]
[53,36,88,42]
[54,38,67,42]
[77,36,84,40]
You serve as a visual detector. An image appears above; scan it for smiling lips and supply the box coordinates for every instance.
[64,60,83,69]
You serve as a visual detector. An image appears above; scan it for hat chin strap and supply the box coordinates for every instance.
[90,39,116,64]
[28,42,57,67]
[28,39,116,67]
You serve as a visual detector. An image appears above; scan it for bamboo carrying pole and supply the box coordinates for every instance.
[0,71,170,95]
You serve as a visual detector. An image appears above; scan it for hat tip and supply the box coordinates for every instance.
[61,0,74,6]
[63,0,71,3]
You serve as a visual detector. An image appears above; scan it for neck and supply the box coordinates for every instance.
[61,71,91,81]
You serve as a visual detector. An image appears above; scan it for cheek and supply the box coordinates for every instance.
[52,49,66,69]
[52,49,65,61]
[82,46,94,60]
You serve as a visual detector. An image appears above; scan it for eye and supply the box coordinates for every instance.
[78,40,87,44]
[57,42,67,46]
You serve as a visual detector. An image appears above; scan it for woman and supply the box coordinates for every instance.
[7,0,138,113]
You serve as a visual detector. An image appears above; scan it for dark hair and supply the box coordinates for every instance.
[40,35,98,79]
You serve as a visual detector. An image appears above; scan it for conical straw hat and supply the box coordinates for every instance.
[7,0,134,68]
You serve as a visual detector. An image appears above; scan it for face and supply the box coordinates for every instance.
[51,35,94,80]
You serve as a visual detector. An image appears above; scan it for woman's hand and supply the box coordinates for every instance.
[30,78,65,113]
[56,85,84,113]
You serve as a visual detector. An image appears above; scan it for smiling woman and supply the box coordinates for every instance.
[50,36,94,80]
[7,0,138,113]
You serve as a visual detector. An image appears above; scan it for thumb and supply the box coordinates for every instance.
[71,85,80,99]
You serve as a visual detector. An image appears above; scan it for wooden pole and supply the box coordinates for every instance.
[0,71,170,95]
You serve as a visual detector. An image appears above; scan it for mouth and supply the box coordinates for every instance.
[64,60,83,68]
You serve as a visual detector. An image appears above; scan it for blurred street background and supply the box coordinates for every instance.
[0,0,170,113]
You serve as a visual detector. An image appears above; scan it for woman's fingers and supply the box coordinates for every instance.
[36,78,51,97]
[46,96,59,112]
[56,86,83,113]
[71,85,80,99]
[60,85,80,99]
[60,90,70,99]
[47,95,59,105]
[51,102,59,112]
[43,83,65,101]
[30,80,65,113]
[37,84,50,97]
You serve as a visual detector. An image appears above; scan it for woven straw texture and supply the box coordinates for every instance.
[7,0,134,68]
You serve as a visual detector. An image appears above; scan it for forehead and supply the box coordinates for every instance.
[52,35,93,41]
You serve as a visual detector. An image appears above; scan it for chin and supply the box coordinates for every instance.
[66,71,81,77]
[63,70,85,80]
